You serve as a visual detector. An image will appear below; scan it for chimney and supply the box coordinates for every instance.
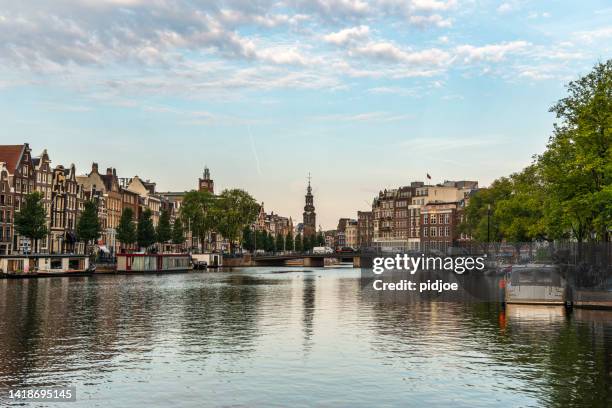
[92,162,99,174]
[107,167,113,176]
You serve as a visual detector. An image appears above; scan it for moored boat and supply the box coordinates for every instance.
[0,254,93,278]
[116,253,191,273]
[505,264,567,305]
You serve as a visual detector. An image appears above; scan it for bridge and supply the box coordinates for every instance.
[238,252,363,268]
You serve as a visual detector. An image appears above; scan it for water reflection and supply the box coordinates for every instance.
[0,268,610,407]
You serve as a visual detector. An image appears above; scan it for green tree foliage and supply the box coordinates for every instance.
[171,217,185,245]
[156,208,172,244]
[265,232,274,252]
[275,233,284,252]
[303,235,313,252]
[137,208,156,250]
[216,189,260,253]
[76,200,101,253]
[316,231,325,246]
[255,230,266,251]
[462,60,612,243]
[295,233,303,252]
[242,227,254,251]
[538,60,611,242]
[117,207,137,250]
[180,190,218,251]
[285,231,294,251]
[14,192,48,252]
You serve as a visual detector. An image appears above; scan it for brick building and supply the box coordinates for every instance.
[0,162,13,255]
[357,211,373,249]
[0,144,36,254]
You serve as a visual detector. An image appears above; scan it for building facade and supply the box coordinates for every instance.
[33,149,53,253]
[345,220,358,249]
[0,144,35,254]
[420,202,459,253]
[357,211,373,249]
[50,164,83,254]
[372,180,478,252]
[0,162,13,255]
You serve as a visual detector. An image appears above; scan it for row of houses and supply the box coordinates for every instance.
[256,202,294,239]
[0,143,216,256]
[335,180,478,253]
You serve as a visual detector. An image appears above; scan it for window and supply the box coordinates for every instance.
[423,214,428,224]
[431,214,437,224]
[431,227,436,237]
[423,227,428,237]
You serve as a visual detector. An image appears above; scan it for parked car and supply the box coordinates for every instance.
[313,246,334,254]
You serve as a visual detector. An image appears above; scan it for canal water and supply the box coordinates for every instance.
[0,267,610,407]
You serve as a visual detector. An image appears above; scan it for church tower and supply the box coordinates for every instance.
[198,166,214,194]
[302,174,316,237]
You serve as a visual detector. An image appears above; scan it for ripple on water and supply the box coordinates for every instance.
[0,268,610,407]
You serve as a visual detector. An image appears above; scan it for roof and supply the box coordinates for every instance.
[100,174,113,191]
[0,144,25,173]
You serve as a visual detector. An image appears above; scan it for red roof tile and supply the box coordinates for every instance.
[0,145,25,173]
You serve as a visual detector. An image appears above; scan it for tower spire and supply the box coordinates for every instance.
[303,172,316,237]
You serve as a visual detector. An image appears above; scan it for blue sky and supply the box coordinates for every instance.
[1,0,610,228]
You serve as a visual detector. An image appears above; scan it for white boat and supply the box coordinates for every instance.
[505,264,567,305]
[0,254,93,278]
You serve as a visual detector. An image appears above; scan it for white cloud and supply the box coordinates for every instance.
[314,111,413,122]
[409,14,452,28]
[409,0,458,12]
[455,41,530,62]
[497,3,514,14]
[351,42,451,65]
[323,25,370,45]
[574,27,612,44]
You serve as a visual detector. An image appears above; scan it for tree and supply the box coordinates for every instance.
[216,189,260,253]
[538,60,612,242]
[14,192,47,254]
[137,208,156,250]
[180,190,218,252]
[265,232,274,252]
[275,233,284,252]
[242,227,254,251]
[295,233,303,252]
[76,200,101,255]
[256,230,266,251]
[316,231,325,246]
[117,207,137,251]
[285,231,294,251]
[156,209,172,246]
[460,177,512,243]
[303,235,313,252]
[171,217,185,246]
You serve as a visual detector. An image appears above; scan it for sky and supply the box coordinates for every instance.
[0,0,610,229]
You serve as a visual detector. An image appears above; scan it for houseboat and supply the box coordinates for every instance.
[116,253,191,273]
[0,254,93,278]
[505,264,568,305]
[191,253,222,269]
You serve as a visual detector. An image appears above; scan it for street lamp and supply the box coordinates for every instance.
[487,204,491,243]
[487,204,491,256]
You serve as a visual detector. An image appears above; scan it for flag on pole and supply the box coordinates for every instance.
[426,173,431,180]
